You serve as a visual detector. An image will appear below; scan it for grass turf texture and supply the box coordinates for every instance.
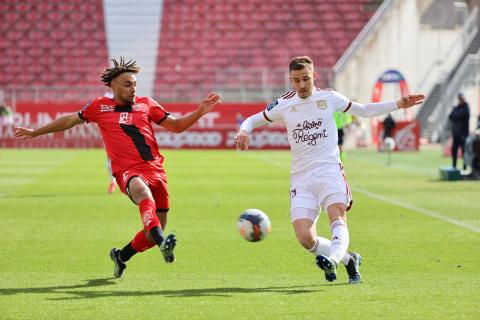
[0,148,479,319]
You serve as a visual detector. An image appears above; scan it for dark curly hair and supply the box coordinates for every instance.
[100,57,141,86]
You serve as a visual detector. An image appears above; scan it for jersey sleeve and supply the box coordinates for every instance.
[77,99,98,123]
[331,91,352,112]
[148,97,170,124]
[263,99,283,122]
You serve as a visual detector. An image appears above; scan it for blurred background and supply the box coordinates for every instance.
[1,0,479,152]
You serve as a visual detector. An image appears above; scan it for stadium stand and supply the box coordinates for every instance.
[0,0,108,101]
[153,0,375,101]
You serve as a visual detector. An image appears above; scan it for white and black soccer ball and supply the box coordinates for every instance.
[237,208,271,242]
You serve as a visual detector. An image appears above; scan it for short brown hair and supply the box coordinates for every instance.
[100,57,140,86]
[289,56,313,72]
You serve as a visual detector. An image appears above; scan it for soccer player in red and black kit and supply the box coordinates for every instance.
[14,57,222,278]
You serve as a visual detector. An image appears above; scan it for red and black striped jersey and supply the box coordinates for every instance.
[79,96,169,174]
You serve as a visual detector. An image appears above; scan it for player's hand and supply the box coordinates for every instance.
[198,92,221,115]
[235,130,249,151]
[14,127,37,139]
[396,94,425,109]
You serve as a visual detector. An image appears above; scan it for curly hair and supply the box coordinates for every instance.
[100,57,141,86]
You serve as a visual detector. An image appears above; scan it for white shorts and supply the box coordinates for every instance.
[289,163,352,222]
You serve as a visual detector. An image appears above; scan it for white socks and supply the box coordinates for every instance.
[309,235,351,265]
[329,220,350,265]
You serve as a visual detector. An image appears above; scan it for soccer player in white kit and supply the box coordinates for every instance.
[235,56,424,284]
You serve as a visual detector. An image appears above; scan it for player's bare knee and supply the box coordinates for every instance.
[128,178,153,203]
[135,190,153,203]
[326,203,347,223]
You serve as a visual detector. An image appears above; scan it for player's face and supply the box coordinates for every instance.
[290,67,317,99]
[111,73,137,105]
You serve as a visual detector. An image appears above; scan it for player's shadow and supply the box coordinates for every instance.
[1,192,108,199]
[0,278,117,297]
[0,278,346,300]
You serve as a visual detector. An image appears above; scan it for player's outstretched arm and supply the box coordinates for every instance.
[235,112,271,151]
[160,92,221,133]
[347,94,426,118]
[14,113,84,139]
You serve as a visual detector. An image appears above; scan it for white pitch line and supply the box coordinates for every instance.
[354,187,480,234]
[239,152,480,234]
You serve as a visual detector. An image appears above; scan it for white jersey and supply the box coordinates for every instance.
[264,89,350,175]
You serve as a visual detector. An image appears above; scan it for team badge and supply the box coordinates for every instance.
[119,112,133,124]
[290,106,297,112]
[316,100,327,109]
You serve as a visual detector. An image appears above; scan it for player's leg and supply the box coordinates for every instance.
[326,202,349,264]
[314,163,360,283]
[291,208,356,282]
[291,207,357,264]
[311,203,347,282]
[109,175,165,277]
[320,200,361,284]
[328,203,359,284]
[452,136,459,168]
[110,229,155,278]
[151,175,176,263]
[338,129,345,162]
[460,136,467,170]
[106,158,116,194]
[127,176,165,246]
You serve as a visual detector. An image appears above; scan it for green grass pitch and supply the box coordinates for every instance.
[0,148,479,319]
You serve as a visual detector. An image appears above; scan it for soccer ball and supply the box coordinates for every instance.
[384,137,396,151]
[237,208,271,242]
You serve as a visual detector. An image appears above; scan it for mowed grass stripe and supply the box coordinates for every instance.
[0,149,478,320]
[238,149,480,233]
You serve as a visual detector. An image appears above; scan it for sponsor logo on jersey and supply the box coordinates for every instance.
[316,100,327,109]
[292,118,328,146]
[119,112,133,125]
[122,171,130,183]
[267,99,279,111]
[100,104,115,112]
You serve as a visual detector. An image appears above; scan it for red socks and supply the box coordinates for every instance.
[139,198,160,231]
[131,230,155,252]
[125,199,163,256]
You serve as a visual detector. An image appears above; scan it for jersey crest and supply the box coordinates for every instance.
[316,100,327,109]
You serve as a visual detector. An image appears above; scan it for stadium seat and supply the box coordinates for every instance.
[0,0,108,96]
[153,0,374,100]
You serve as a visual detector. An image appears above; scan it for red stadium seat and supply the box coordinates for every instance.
[153,0,373,99]
[0,0,108,97]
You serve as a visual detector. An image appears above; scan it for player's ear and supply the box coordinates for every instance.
[312,71,318,80]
